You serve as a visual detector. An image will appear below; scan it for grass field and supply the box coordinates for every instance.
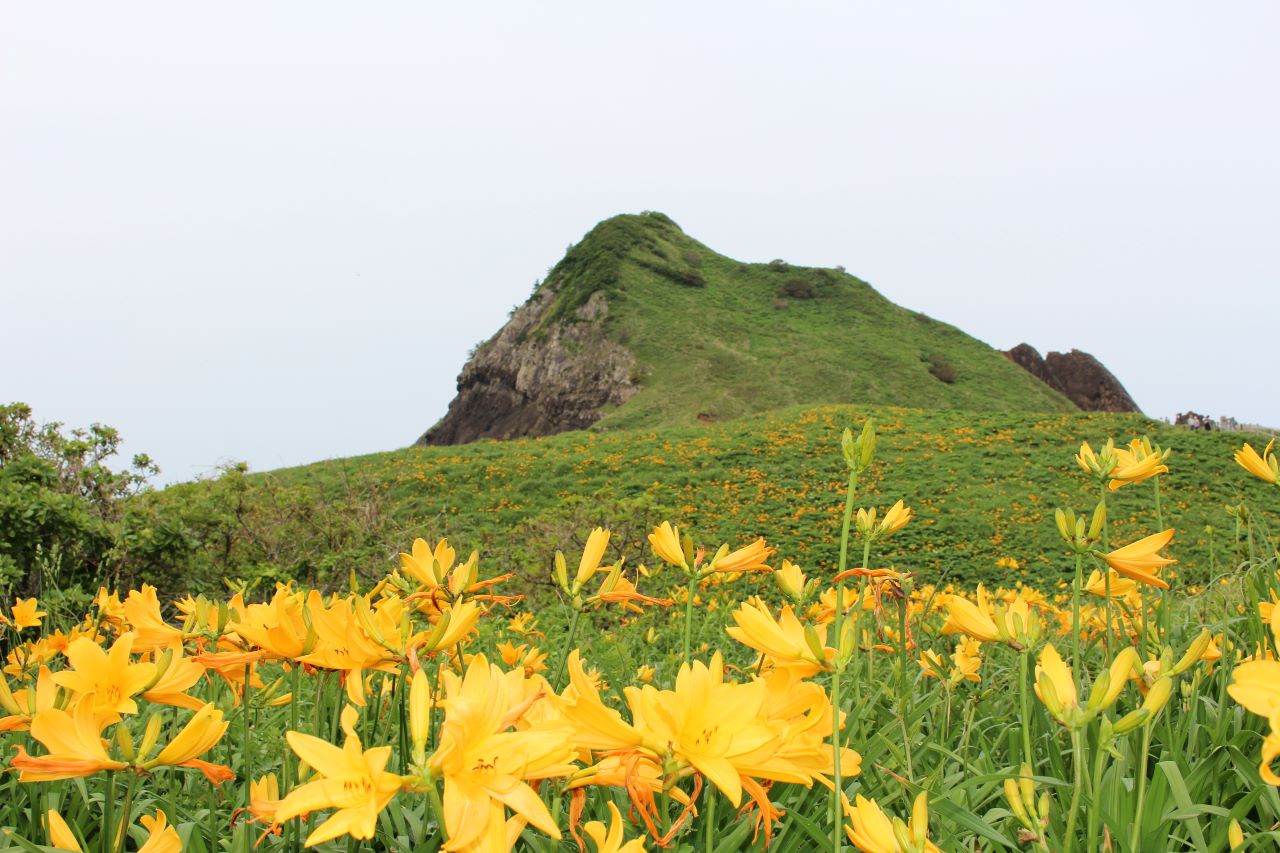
[5,414,1280,852]
[151,404,1276,598]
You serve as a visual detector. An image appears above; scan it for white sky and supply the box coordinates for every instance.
[2,3,1277,484]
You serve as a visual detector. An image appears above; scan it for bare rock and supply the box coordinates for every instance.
[417,291,639,446]
[1004,344,1140,413]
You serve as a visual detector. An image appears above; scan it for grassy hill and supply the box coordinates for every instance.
[434,212,1077,444]
[148,404,1273,597]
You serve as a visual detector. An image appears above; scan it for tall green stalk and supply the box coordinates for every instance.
[682,580,697,666]
[554,606,583,688]
[1063,729,1084,853]
[1129,722,1154,853]
[830,466,860,853]
[1018,651,1034,770]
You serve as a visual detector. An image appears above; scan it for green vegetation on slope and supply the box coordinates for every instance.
[139,405,1274,598]
[533,212,1076,429]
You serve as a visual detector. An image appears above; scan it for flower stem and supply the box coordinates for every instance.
[554,606,583,689]
[1019,650,1034,770]
[830,467,860,853]
[1129,723,1154,853]
[682,578,698,666]
[1071,552,1083,669]
[1063,729,1084,853]
[704,788,717,853]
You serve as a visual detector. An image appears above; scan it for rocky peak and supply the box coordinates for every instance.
[1004,344,1140,413]
[416,288,639,447]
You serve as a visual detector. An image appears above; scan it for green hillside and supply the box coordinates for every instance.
[143,404,1272,597]
[536,212,1076,429]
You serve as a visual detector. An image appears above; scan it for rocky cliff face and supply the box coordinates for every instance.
[1004,344,1140,413]
[417,290,640,446]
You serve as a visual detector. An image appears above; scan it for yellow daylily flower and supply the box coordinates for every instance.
[1099,529,1176,590]
[428,655,576,851]
[709,538,774,575]
[11,598,45,630]
[647,522,687,569]
[144,702,232,783]
[584,801,647,852]
[10,699,129,781]
[1034,644,1078,724]
[843,792,941,853]
[1083,569,1137,599]
[47,809,83,852]
[51,632,157,725]
[572,527,612,593]
[276,705,406,845]
[1107,438,1169,491]
[137,810,182,853]
[726,600,830,676]
[1236,439,1279,485]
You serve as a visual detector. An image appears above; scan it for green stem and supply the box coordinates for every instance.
[554,606,583,689]
[1019,651,1034,770]
[1153,475,1170,642]
[1129,723,1153,853]
[682,579,697,666]
[1071,552,1083,669]
[116,773,139,853]
[289,662,301,853]
[1063,729,1084,853]
[102,772,115,853]
[1086,733,1110,853]
[243,663,253,829]
[830,466,860,853]
[704,788,717,853]
[427,781,449,843]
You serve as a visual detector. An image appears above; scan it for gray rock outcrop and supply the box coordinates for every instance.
[1004,344,1140,413]
[417,290,639,446]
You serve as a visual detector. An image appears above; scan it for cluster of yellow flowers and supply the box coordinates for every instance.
[0,427,1276,852]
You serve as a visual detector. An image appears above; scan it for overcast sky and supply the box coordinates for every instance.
[3,3,1277,484]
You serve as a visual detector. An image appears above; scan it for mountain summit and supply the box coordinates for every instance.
[419,212,1090,446]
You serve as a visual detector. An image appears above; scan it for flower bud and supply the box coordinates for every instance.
[1229,818,1245,850]
[1055,508,1074,543]
[115,724,135,762]
[1171,628,1211,676]
[554,551,569,593]
[1089,502,1107,541]
[1141,677,1174,717]
[1112,707,1150,735]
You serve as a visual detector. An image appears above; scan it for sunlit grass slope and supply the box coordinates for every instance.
[265,404,1266,588]
[533,212,1076,428]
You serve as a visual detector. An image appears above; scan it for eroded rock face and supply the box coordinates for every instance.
[417,291,639,446]
[1004,344,1140,413]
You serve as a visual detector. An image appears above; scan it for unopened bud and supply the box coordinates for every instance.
[554,551,569,593]
[1171,629,1211,676]
[1089,502,1107,541]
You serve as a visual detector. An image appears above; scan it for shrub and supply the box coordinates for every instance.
[682,250,702,268]
[779,278,817,300]
[927,354,958,383]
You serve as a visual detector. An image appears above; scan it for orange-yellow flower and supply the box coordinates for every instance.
[648,522,687,569]
[1236,439,1279,485]
[47,809,83,851]
[10,700,129,781]
[1107,438,1169,491]
[143,702,232,783]
[427,655,576,850]
[137,810,182,853]
[276,705,406,845]
[10,598,45,630]
[51,632,157,726]
[843,792,941,853]
[709,538,774,574]
[1099,529,1176,590]
[583,802,647,852]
